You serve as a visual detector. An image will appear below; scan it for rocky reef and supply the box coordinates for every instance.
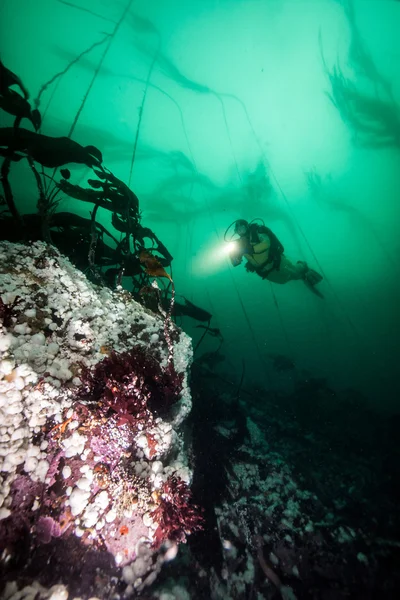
[0,241,202,599]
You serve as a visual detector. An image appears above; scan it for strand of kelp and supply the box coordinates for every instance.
[126,15,162,187]
[67,0,135,140]
[37,0,135,257]
[144,51,287,375]
[31,9,128,192]
[128,47,160,188]
[341,0,394,102]
[56,0,118,24]
[34,35,112,116]
[318,33,398,272]
[131,37,303,357]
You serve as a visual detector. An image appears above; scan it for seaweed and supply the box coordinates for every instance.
[341,0,394,101]
[34,35,112,113]
[26,158,64,243]
[0,127,103,168]
[67,0,135,139]
[0,157,20,224]
[151,476,204,548]
[0,55,175,309]
[78,345,183,424]
[0,60,41,130]
[56,0,117,24]
[319,32,400,149]
[128,46,160,188]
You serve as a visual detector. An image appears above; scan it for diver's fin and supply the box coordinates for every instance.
[303,279,325,299]
[298,262,323,284]
[304,268,323,286]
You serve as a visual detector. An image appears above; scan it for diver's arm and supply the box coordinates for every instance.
[245,261,256,272]
[230,255,242,267]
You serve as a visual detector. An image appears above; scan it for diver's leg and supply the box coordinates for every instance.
[264,257,323,286]
[297,261,323,286]
[264,256,305,284]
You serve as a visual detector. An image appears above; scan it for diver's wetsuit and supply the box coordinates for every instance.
[240,225,308,284]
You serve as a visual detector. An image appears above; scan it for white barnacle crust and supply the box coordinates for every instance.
[0,241,194,596]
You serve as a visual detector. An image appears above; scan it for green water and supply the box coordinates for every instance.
[1,0,400,408]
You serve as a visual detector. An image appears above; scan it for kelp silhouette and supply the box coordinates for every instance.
[182,299,212,323]
[341,0,394,101]
[0,60,41,130]
[0,59,217,341]
[0,59,172,295]
[0,127,102,168]
[34,35,112,116]
[319,31,400,150]
[172,299,213,324]
[56,173,139,222]
[0,60,29,99]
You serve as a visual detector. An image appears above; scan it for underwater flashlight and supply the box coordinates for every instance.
[224,241,239,255]
[227,238,248,266]
[223,219,252,266]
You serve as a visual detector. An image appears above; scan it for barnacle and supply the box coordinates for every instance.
[109,462,152,516]
[93,463,111,489]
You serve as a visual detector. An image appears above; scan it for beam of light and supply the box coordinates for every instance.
[192,240,239,276]
[224,241,238,255]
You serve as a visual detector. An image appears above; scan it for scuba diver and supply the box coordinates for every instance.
[226,219,323,293]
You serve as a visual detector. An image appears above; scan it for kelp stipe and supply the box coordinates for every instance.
[34,34,112,124]
[67,0,135,140]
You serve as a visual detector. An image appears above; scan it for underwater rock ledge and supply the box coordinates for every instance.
[0,241,201,599]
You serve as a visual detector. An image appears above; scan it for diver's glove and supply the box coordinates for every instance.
[245,262,256,273]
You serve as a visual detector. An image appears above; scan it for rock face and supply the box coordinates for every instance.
[0,241,202,599]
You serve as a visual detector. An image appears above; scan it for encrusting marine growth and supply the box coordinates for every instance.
[0,240,203,598]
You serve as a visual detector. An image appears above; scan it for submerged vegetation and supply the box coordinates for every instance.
[323,62,400,148]
[320,0,400,150]
[0,57,186,326]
